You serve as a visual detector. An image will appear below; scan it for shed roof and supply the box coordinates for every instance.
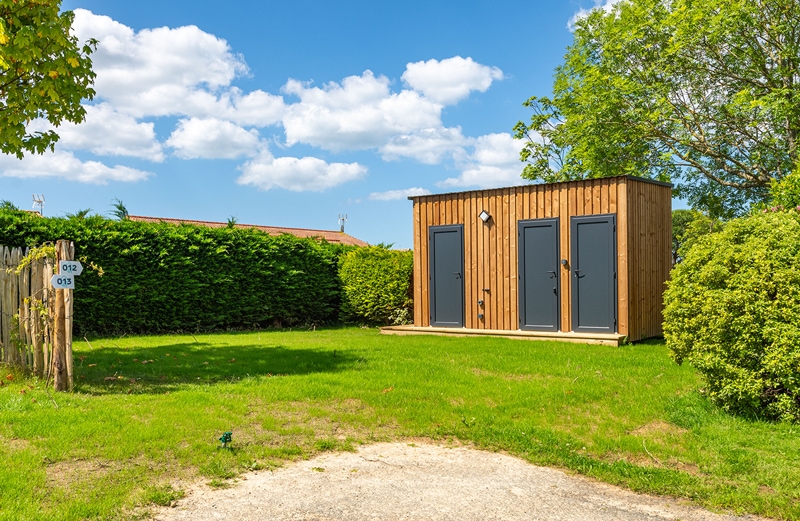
[407,175,673,202]
[127,215,368,247]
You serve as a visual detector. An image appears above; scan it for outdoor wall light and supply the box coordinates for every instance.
[479,210,491,223]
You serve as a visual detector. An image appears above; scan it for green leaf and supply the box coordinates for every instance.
[515,0,797,217]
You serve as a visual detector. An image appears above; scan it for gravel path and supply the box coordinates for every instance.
[151,442,765,521]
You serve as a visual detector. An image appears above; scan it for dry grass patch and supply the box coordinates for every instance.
[5,437,31,452]
[503,373,535,381]
[45,459,122,490]
[631,420,688,437]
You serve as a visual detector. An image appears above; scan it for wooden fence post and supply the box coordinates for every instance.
[52,240,74,392]
[9,248,20,366]
[43,257,54,381]
[65,242,74,391]
[31,256,45,378]
[0,246,9,364]
[18,247,31,368]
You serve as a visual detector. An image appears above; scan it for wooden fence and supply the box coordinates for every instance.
[0,241,74,390]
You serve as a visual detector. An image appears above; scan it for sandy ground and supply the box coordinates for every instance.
[150,442,765,521]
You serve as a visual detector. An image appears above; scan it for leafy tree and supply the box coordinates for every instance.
[671,210,695,266]
[1,0,97,158]
[671,209,721,266]
[514,0,799,218]
[65,207,92,219]
[0,199,18,211]
[110,198,128,220]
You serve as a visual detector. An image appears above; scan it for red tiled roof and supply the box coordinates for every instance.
[127,215,369,247]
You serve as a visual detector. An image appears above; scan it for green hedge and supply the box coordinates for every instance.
[663,210,800,422]
[338,246,413,325]
[0,210,351,335]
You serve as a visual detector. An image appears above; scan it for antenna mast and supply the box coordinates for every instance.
[338,214,348,232]
[32,194,45,215]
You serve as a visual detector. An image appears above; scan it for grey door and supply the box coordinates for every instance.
[518,218,560,331]
[571,215,617,333]
[429,225,464,327]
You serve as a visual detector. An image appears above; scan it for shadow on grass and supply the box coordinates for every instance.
[72,341,359,395]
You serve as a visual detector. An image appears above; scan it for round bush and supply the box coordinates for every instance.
[663,210,800,422]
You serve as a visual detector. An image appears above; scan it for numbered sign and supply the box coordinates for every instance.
[50,274,75,290]
[59,260,83,276]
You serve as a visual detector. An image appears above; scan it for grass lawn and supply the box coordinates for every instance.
[1,327,798,521]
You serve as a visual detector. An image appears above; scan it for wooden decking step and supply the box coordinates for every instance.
[380,325,626,346]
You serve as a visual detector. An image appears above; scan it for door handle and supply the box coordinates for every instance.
[574,269,583,278]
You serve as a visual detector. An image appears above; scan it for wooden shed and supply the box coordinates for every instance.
[383,176,671,345]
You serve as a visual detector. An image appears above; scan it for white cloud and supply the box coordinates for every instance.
[568,0,623,30]
[55,10,513,192]
[166,118,262,159]
[4,8,289,185]
[73,9,242,112]
[401,56,504,104]
[281,71,442,151]
[470,133,522,166]
[438,133,524,189]
[380,127,468,164]
[237,151,367,191]
[280,59,504,153]
[369,187,431,201]
[0,151,153,184]
[72,9,285,125]
[440,164,524,189]
[219,88,285,127]
[35,104,164,161]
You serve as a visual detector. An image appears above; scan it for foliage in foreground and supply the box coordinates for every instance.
[1,0,96,158]
[664,210,800,422]
[338,246,413,325]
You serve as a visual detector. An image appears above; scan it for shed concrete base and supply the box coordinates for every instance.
[380,325,626,346]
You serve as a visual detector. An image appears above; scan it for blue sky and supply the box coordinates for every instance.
[2,0,626,248]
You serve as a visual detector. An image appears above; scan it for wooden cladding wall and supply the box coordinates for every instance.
[624,179,672,341]
[411,176,671,342]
